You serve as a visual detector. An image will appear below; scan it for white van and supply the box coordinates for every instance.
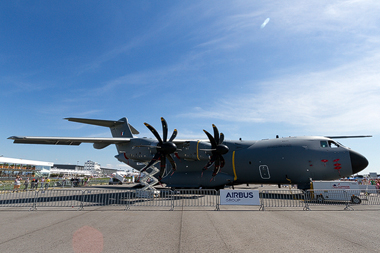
[109,177,123,185]
[311,181,361,204]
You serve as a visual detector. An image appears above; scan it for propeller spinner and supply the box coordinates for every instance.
[202,124,229,177]
[140,117,178,181]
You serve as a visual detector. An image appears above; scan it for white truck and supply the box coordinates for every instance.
[311,181,362,204]
[108,177,123,185]
[109,171,129,185]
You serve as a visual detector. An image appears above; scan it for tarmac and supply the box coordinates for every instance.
[1,184,380,253]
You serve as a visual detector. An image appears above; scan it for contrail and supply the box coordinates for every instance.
[260,18,270,29]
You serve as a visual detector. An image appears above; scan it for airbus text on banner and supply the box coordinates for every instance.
[220,190,260,206]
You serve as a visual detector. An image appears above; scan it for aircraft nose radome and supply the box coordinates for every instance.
[349,150,369,174]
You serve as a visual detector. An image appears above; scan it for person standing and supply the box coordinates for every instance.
[40,177,45,189]
[31,178,36,190]
[45,177,50,190]
[24,177,30,191]
[13,176,21,192]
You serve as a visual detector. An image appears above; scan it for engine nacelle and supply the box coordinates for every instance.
[93,143,111,149]
[117,138,157,162]
[114,153,146,169]
[176,141,211,161]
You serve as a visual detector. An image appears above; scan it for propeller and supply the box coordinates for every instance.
[140,117,178,181]
[202,124,229,177]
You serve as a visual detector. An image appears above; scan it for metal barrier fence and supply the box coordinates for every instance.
[124,189,219,210]
[304,189,380,210]
[0,189,36,209]
[0,189,220,211]
[260,189,305,210]
[260,189,380,210]
[0,178,111,191]
[0,188,379,211]
[172,189,219,209]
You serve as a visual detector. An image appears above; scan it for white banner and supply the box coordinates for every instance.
[220,189,260,206]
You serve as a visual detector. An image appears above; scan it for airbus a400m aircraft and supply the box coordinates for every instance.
[9,117,369,189]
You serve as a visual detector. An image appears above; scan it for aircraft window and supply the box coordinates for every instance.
[336,141,346,148]
[328,141,339,148]
[320,141,328,148]
[259,165,270,179]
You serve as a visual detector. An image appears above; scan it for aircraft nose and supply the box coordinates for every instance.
[349,150,369,174]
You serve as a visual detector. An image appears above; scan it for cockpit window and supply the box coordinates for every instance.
[336,141,346,148]
[320,140,339,148]
[329,141,339,148]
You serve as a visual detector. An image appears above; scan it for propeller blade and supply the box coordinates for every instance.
[203,124,229,178]
[142,118,178,181]
[159,155,166,180]
[161,117,168,142]
[203,129,217,148]
[144,123,163,144]
[213,124,219,144]
[168,129,178,142]
[219,133,224,144]
[203,155,216,170]
[220,155,225,168]
[141,153,161,172]
[167,154,177,172]
[212,156,221,177]
[211,155,225,177]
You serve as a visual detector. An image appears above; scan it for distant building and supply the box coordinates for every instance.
[101,167,118,176]
[0,156,118,178]
[53,164,84,171]
[51,164,90,177]
[53,162,118,177]
[0,156,53,178]
[84,160,101,175]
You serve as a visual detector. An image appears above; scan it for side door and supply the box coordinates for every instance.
[259,165,270,179]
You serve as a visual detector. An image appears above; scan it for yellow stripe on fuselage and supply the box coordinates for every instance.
[232,151,237,181]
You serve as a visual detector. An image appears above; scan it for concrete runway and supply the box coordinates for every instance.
[1,206,380,252]
[1,185,380,252]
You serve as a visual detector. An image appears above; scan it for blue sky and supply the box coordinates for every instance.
[1,1,379,174]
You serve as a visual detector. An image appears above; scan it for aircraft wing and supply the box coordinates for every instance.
[326,135,372,139]
[8,136,131,146]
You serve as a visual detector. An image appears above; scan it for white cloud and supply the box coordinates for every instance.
[189,1,380,53]
[167,1,380,136]
[181,53,380,135]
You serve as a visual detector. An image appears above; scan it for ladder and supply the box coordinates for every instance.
[139,166,159,191]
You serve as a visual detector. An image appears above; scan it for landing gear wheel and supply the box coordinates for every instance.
[316,195,324,202]
[351,196,361,204]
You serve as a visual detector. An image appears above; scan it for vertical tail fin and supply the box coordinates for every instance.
[110,117,139,138]
[65,117,139,138]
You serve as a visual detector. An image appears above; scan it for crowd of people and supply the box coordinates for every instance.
[12,176,51,192]
[358,178,380,189]
[11,176,92,192]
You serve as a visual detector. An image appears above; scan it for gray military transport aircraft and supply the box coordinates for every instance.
[8,117,370,190]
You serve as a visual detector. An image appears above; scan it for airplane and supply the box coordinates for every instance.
[8,117,370,190]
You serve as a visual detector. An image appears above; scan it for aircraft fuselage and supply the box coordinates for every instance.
[116,136,368,189]
[9,117,368,190]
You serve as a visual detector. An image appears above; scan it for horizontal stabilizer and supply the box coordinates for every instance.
[8,136,131,146]
[65,117,139,134]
